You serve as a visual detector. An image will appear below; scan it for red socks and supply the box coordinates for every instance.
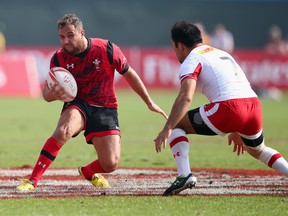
[29,137,114,186]
[81,160,108,180]
[30,137,62,186]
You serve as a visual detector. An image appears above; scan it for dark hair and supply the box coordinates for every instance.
[171,20,202,48]
[57,14,83,30]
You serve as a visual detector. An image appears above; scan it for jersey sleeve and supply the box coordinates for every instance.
[112,43,129,74]
[179,57,202,83]
[50,52,59,68]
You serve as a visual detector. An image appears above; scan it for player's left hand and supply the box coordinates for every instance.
[154,128,172,153]
[228,132,246,156]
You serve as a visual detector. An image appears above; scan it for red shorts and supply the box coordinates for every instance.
[199,97,263,137]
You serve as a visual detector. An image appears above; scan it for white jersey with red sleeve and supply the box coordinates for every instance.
[179,45,257,102]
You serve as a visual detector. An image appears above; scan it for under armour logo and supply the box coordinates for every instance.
[67,64,74,69]
[38,161,47,169]
[173,152,180,158]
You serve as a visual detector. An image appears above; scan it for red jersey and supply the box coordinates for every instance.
[50,38,129,108]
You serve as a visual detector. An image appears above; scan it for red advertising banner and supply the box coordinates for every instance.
[2,46,288,98]
[117,48,288,90]
[232,50,288,90]
[115,47,181,88]
[0,53,41,97]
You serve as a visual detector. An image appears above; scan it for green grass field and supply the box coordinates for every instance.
[0,90,287,216]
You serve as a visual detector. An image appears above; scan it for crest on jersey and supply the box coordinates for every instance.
[93,59,101,71]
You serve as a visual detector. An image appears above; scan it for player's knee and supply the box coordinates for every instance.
[242,133,266,159]
[241,132,264,150]
[53,127,74,143]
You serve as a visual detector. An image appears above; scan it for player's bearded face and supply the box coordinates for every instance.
[59,25,84,55]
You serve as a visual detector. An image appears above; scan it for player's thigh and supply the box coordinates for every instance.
[92,134,121,162]
[53,108,85,141]
[176,108,217,135]
[176,112,196,134]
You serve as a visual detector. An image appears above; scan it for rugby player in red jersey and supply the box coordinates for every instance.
[154,20,288,196]
[17,14,167,191]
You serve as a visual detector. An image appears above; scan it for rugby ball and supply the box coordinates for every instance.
[46,67,78,102]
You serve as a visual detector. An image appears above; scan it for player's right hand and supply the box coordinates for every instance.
[154,128,172,153]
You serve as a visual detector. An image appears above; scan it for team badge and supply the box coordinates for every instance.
[93,59,101,71]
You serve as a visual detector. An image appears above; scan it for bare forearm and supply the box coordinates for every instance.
[124,68,152,106]
[164,78,196,130]
[164,93,191,130]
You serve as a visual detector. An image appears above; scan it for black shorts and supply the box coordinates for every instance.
[62,99,120,144]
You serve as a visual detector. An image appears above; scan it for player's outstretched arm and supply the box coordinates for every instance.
[123,67,168,119]
[154,78,195,153]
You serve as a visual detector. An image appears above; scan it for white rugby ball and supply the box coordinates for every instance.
[46,67,78,102]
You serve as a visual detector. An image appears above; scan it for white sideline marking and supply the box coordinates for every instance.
[0,168,287,198]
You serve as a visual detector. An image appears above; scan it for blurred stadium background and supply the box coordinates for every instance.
[0,0,287,97]
[0,2,288,213]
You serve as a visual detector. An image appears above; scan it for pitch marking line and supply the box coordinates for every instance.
[0,168,287,198]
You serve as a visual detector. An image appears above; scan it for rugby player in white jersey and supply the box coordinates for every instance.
[154,20,288,196]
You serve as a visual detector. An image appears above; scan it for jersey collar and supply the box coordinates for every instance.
[75,37,91,58]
